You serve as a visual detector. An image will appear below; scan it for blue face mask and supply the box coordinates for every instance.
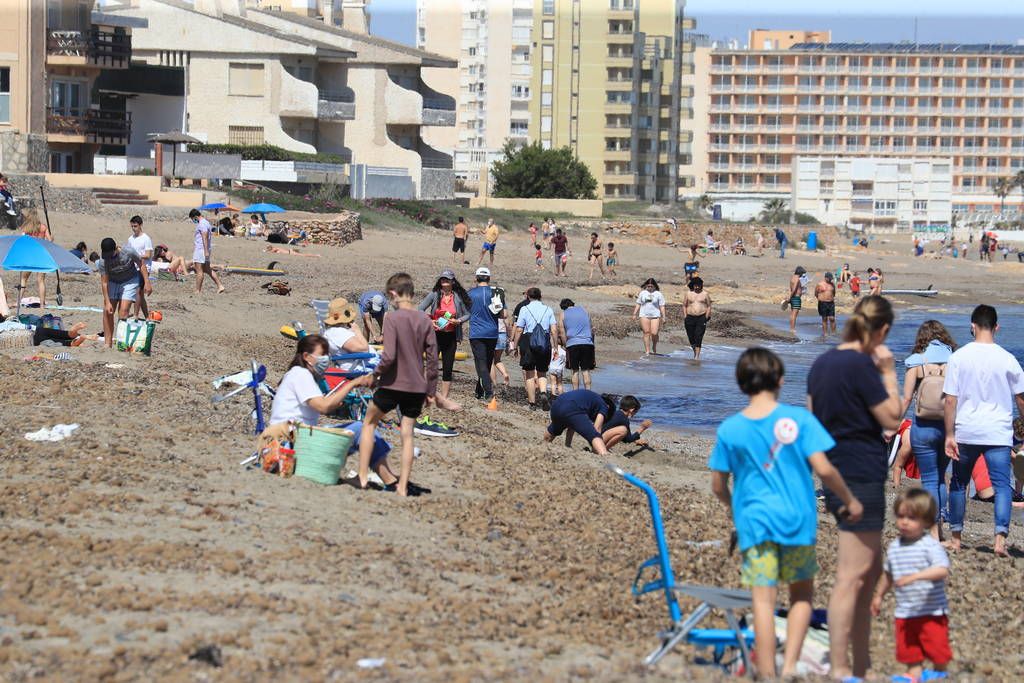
[312,355,330,375]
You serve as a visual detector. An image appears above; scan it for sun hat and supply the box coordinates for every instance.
[475,266,491,279]
[369,294,386,312]
[326,298,357,326]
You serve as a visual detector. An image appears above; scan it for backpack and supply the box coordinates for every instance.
[526,306,551,354]
[914,363,946,421]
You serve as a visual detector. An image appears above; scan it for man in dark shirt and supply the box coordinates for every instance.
[601,395,651,449]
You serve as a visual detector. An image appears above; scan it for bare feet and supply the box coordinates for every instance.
[217,286,226,294]
[433,393,462,412]
[994,535,1009,557]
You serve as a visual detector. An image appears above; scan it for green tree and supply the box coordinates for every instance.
[1016,170,1024,208]
[697,193,714,214]
[994,176,1013,215]
[760,198,788,223]
[491,141,597,200]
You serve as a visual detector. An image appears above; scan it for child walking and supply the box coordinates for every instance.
[709,348,863,678]
[547,344,566,396]
[355,272,438,497]
[871,488,952,681]
[606,242,619,276]
[534,243,545,272]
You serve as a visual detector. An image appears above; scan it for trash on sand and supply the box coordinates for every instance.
[357,658,386,669]
[188,644,223,667]
[25,423,80,442]
[104,363,126,369]
[683,540,724,549]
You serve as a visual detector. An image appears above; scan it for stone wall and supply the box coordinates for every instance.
[268,211,361,247]
[0,132,48,174]
[4,175,101,214]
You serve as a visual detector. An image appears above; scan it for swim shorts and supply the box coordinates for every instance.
[606,257,617,267]
[740,542,818,587]
[895,615,952,666]
[452,237,466,253]
[566,344,596,371]
[790,296,802,310]
[482,242,496,253]
[107,279,139,302]
[684,314,707,348]
[372,388,426,419]
[817,301,836,318]
[518,336,551,373]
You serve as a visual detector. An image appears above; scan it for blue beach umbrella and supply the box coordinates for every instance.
[0,234,92,317]
[240,203,286,214]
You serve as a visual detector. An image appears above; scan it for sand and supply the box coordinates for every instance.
[1,211,1023,681]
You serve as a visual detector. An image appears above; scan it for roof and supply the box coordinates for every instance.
[249,8,457,67]
[788,42,1024,55]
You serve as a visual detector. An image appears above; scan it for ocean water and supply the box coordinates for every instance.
[594,304,1024,434]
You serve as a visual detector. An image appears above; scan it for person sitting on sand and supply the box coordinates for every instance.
[152,245,187,281]
[264,245,321,258]
[601,395,652,450]
[246,214,266,240]
[705,230,721,253]
[70,241,88,261]
[731,237,746,256]
[31,321,98,347]
[543,388,614,456]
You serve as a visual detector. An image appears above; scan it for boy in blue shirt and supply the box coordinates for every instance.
[709,348,863,679]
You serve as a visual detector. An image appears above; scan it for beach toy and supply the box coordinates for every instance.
[280,325,299,340]
[293,424,354,485]
[149,310,163,322]
[224,265,287,276]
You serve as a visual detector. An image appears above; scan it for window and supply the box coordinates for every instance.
[228,125,264,145]
[50,80,83,116]
[913,199,928,211]
[541,116,552,133]
[229,63,264,97]
[874,200,896,216]
[510,121,528,135]
[543,0,554,15]
[542,69,552,86]
[542,21,554,39]
[511,83,530,99]
[542,45,553,64]
[541,92,552,107]
[0,68,8,123]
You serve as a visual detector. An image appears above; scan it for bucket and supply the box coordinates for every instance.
[293,424,354,485]
[806,231,818,251]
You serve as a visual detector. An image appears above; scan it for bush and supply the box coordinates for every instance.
[189,143,347,165]
[491,141,597,200]
[793,212,820,225]
[363,198,449,230]
[231,185,359,213]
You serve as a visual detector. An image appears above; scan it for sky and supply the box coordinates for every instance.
[367,0,1024,46]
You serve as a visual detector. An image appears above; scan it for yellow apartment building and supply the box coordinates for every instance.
[529,0,696,201]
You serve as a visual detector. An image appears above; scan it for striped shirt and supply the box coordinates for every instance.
[884,535,949,618]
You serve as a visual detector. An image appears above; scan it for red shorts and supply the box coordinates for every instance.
[895,615,952,666]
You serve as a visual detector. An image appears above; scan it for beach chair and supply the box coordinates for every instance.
[211,360,275,436]
[607,464,756,677]
[323,352,379,421]
[310,299,330,334]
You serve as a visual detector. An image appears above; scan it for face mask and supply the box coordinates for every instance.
[312,355,330,374]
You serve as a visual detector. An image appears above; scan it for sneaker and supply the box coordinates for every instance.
[414,416,458,438]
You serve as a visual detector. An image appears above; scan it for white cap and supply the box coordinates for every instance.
[475,266,491,278]
[370,294,386,311]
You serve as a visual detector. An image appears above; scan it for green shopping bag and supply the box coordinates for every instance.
[115,318,156,356]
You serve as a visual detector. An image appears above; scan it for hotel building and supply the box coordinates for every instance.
[703,41,1024,220]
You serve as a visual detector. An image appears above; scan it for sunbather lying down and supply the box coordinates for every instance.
[265,245,321,258]
[33,322,99,347]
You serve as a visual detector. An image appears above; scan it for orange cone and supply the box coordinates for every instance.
[486,397,498,411]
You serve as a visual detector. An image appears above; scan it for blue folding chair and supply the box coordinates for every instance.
[607,464,756,677]
[324,352,379,421]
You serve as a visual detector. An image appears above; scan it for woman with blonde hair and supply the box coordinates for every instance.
[19,208,51,306]
[806,295,904,680]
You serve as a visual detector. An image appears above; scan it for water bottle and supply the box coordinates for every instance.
[293,321,306,338]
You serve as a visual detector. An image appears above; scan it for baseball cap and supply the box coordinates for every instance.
[439,268,456,280]
[100,237,117,257]
[475,266,491,279]
[370,294,386,312]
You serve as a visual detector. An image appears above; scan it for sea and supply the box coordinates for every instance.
[594,304,1024,435]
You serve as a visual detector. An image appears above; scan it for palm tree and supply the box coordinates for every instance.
[761,198,788,223]
[1016,170,1024,211]
[994,176,1013,215]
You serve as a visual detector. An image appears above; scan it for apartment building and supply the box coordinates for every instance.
[245,0,370,31]
[703,41,1024,220]
[0,0,135,174]
[793,157,953,231]
[109,0,457,199]
[748,29,830,51]
[529,0,696,201]
[416,0,533,187]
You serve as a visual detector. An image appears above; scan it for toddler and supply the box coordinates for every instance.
[606,242,618,276]
[871,488,952,681]
[849,272,862,298]
[547,344,566,396]
[534,243,544,271]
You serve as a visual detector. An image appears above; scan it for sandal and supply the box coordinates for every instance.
[383,482,422,496]
[339,475,380,491]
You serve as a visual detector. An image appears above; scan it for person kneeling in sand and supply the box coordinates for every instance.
[543,388,613,456]
[601,394,652,449]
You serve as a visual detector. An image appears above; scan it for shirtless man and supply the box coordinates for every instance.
[452,217,469,266]
[785,266,806,333]
[814,271,837,336]
[683,276,712,360]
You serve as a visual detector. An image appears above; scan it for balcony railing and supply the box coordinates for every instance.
[46,107,131,141]
[47,28,131,68]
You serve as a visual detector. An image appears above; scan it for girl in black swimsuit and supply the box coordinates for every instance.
[588,232,606,280]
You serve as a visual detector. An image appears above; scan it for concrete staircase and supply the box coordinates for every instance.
[92,187,157,206]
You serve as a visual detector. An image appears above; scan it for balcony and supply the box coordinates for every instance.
[46,107,130,144]
[47,27,131,69]
[317,90,355,121]
[386,70,456,127]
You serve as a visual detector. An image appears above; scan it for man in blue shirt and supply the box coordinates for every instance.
[510,287,557,410]
[358,290,389,344]
[775,228,788,259]
[558,298,595,390]
[467,267,502,401]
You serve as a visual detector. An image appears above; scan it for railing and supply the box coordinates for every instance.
[46,107,130,140]
[423,97,455,111]
[47,28,131,67]
[319,90,354,103]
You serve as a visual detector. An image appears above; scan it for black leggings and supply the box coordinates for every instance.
[469,337,497,396]
[33,327,75,346]
[684,314,707,349]
[436,330,457,382]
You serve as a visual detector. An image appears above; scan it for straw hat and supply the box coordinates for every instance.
[325,298,356,326]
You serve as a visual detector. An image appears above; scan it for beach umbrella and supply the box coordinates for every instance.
[240,203,286,214]
[148,130,202,178]
[199,202,242,212]
[0,234,92,318]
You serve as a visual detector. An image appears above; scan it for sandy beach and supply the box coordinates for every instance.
[2,210,1023,681]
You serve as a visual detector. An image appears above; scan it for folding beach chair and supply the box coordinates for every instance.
[323,352,379,421]
[210,360,275,437]
[310,299,330,334]
[607,464,756,677]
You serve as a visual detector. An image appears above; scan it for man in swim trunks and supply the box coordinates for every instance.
[683,276,712,360]
[452,217,469,266]
[477,219,499,266]
[815,271,837,336]
[787,266,805,333]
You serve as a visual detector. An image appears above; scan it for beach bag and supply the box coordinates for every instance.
[293,424,354,485]
[914,364,946,421]
[115,318,155,355]
[39,314,63,331]
[262,280,291,296]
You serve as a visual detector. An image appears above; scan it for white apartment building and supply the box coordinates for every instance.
[417,0,533,186]
[792,156,953,232]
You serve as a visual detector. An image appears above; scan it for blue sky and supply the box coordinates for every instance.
[369,0,1024,45]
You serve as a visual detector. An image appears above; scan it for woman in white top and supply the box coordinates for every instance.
[632,277,667,355]
[321,297,370,356]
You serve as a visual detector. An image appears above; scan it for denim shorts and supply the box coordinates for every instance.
[108,279,139,302]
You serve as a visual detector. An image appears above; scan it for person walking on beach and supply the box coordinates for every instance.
[943,305,1024,558]
[774,227,788,259]
[477,219,499,266]
[551,228,570,277]
[126,215,153,320]
[587,232,607,281]
[807,295,904,680]
[868,268,884,296]
[683,277,711,360]
[511,287,557,410]
[900,321,958,541]
[19,208,51,307]
[418,269,471,401]
[358,290,389,344]
[97,238,150,349]
[633,278,666,355]
[558,298,595,390]
[785,266,805,333]
[979,232,990,263]
[189,208,224,295]
[467,267,502,403]
[815,271,837,336]
[452,217,469,266]
[712,348,862,679]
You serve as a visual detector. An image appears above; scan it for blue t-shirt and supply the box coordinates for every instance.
[358,291,389,318]
[552,389,610,420]
[515,300,555,333]
[709,404,835,551]
[468,285,498,339]
[562,306,593,347]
